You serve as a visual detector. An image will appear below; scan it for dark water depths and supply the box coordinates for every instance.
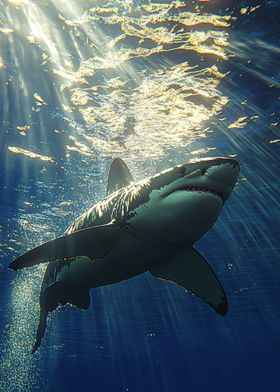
[0,1,279,391]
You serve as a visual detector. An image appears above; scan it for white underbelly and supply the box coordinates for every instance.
[56,232,168,289]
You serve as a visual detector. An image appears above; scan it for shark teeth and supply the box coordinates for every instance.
[219,161,238,168]
[183,186,224,201]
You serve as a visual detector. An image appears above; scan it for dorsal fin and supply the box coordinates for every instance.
[107,158,133,195]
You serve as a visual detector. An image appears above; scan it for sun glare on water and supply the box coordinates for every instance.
[1,0,233,164]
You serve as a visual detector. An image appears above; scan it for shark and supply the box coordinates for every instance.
[9,156,240,352]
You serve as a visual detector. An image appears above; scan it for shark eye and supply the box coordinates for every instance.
[180,166,186,175]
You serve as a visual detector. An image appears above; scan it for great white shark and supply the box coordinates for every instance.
[9,156,240,352]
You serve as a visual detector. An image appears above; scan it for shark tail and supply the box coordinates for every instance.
[32,273,91,353]
[32,306,47,353]
[32,281,64,353]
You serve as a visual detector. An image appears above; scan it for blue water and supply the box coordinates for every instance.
[0,1,280,391]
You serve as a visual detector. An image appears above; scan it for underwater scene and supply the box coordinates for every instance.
[0,0,279,391]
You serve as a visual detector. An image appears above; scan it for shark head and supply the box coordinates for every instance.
[130,157,240,246]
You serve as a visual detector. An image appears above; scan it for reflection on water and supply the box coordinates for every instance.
[1,0,233,162]
[0,0,279,391]
[8,146,54,162]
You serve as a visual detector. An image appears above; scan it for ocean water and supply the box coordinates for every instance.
[0,0,279,391]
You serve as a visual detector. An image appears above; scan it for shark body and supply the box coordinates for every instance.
[9,157,240,352]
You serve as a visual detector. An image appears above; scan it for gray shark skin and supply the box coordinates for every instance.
[9,157,240,352]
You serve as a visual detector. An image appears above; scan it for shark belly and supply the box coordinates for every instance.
[55,230,168,289]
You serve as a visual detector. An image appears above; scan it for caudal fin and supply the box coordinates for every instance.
[32,281,91,353]
[32,307,47,353]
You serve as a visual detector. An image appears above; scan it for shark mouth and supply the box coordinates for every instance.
[182,186,224,202]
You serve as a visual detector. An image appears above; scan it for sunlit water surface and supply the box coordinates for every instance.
[0,0,279,391]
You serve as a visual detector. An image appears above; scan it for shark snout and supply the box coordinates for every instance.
[160,157,240,203]
[202,159,240,201]
[205,160,239,185]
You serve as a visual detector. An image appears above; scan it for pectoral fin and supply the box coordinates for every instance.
[9,223,120,271]
[150,248,228,315]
